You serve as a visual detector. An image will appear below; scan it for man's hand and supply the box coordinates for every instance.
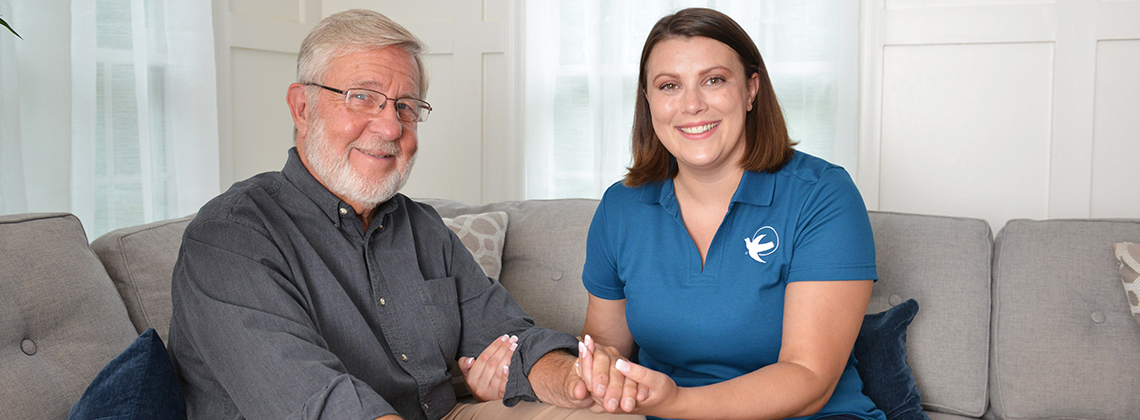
[576,335,648,413]
[528,350,595,410]
[459,335,517,401]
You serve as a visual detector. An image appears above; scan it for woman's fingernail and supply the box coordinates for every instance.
[502,365,509,375]
[607,398,618,411]
[509,335,518,343]
[509,342,518,351]
[578,341,586,355]
[616,359,630,373]
[623,398,635,411]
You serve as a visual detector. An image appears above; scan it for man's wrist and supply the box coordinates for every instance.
[528,350,577,404]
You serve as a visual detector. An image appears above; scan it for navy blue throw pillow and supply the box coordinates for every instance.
[853,299,931,420]
[68,328,186,420]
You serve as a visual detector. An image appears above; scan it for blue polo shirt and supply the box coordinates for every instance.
[583,151,884,420]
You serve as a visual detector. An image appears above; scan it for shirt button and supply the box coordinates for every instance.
[423,403,430,411]
[379,297,386,306]
[339,207,348,215]
[401,354,409,362]
[378,224,384,230]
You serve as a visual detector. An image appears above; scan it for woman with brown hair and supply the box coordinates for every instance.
[576,8,885,420]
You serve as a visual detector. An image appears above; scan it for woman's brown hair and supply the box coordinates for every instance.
[625,8,795,187]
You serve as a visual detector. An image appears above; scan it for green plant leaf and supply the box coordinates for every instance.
[1,17,22,40]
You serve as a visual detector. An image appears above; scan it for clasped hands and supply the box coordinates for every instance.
[573,334,677,415]
[459,334,676,414]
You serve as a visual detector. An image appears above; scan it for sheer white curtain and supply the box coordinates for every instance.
[0,0,218,238]
[525,0,859,199]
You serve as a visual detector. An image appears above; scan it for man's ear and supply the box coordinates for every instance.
[287,83,310,139]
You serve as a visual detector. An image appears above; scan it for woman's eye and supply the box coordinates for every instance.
[706,77,726,85]
[659,82,678,91]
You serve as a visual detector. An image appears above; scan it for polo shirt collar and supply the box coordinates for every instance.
[638,169,776,212]
[730,169,776,207]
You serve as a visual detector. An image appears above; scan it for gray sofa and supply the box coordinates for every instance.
[3,199,1138,419]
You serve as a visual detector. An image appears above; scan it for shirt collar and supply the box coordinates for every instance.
[638,169,776,210]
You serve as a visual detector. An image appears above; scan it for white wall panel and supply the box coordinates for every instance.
[886,0,1053,8]
[879,43,1052,229]
[1090,39,1140,218]
[862,0,1140,232]
[229,48,299,182]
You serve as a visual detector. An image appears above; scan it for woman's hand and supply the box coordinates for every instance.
[613,358,678,415]
[576,335,649,413]
[458,335,517,401]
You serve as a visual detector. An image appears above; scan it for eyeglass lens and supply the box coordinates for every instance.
[345,89,429,122]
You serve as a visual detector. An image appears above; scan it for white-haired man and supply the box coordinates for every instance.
[168,10,632,420]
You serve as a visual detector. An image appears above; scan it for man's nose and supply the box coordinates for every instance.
[366,103,404,140]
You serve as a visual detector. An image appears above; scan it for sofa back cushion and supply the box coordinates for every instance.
[90,215,194,344]
[422,198,599,336]
[868,211,993,418]
[0,213,138,419]
[990,219,1140,419]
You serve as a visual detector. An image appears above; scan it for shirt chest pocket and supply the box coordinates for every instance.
[420,276,461,357]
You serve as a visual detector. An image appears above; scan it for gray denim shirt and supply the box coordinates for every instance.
[168,148,579,420]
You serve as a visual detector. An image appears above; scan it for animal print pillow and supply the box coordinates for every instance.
[1112,242,1140,326]
[443,212,508,280]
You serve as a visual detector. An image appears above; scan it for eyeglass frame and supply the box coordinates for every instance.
[304,83,432,123]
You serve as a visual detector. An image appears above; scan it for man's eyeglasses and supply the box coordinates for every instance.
[306,83,432,123]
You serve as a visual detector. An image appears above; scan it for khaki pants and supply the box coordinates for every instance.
[443,400,644,420]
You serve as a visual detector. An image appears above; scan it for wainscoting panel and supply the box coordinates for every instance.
[879,43,1053,228]
[1091,39,1140,218]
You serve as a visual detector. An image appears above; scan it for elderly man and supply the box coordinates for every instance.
[168,9,626,420]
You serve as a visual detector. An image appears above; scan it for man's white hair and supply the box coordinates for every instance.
[297,9,429,98]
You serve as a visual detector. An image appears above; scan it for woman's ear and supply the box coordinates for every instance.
[747,73,760,112]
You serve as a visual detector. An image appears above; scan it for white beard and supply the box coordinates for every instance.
[302,112,416,209]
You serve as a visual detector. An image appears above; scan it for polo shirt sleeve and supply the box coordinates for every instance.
[582,190,626,300]
[171,217,397,420]
[786,167,879,283]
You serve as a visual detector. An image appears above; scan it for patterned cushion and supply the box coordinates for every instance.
[442,212,508,279]
[1113,242,1140,326]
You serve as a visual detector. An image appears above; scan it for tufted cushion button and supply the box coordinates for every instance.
[551,271,563,281]
[21,339,37,356]
[888,294,903,306]
[1091,311,1106,324]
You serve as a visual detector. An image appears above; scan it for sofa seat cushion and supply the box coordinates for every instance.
[867,212,992,418]
[91,214,194,343]
[0,213,138,419]
[990,219,1140,419]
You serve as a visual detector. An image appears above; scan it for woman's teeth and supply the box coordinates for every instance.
[679,122,718,134]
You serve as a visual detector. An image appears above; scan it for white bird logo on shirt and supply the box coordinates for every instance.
[745,227,779,263]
